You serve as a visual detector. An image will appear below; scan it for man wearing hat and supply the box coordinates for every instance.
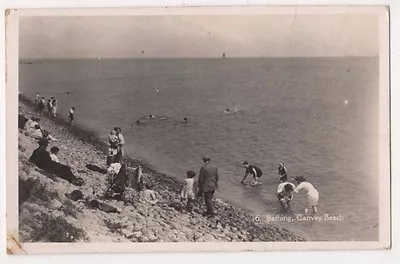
[198,157,219,216]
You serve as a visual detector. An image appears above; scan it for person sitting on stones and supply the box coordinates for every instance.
[139,184,158,205]
[50,146,60,163]
[29,138,84,186]
[25,124,43,139]
[24,116,40,131]
[181,170,196,213]
[42,129,58,141]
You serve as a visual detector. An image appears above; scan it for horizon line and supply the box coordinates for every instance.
[19,55,379,61]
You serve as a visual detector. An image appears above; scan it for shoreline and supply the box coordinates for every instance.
[18,94,305,242]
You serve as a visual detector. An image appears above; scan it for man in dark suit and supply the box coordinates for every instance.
[198,157,219,216]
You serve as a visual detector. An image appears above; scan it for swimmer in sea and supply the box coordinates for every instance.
[181,117,188,123]
[224,108,231,114]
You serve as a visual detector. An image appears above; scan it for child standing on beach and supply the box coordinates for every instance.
[68,107,75,125]
[181,170,196,213]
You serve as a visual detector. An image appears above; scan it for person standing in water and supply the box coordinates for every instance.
[293,176,319,214]
[278,162,288,182]
[68,107,75,125]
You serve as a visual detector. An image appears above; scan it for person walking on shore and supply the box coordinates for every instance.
[181,170,196,213]
[198,157,219,217]
[68,107,75,125]
[293,176,319,214]
[107,130,119,166]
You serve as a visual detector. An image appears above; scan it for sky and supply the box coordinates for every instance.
[19,14,379,59]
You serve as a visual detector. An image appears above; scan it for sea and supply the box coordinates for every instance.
[19,57,380,241]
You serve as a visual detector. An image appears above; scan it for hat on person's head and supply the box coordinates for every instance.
[202,157,210,162]
[186,170,196,178]
[38,138,49,147]
[243,161,249,166]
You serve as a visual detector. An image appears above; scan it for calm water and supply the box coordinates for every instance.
[20,57,380,241]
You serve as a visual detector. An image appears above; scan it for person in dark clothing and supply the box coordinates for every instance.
[278,162,288,182]
[38,97,46,111]
[29,138,83,186]
[241,161,263,185]
[198,157,219,216]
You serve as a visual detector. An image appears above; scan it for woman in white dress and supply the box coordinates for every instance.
[293,176,319,214]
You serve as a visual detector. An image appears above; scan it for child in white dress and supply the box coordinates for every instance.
[181,170,196,213]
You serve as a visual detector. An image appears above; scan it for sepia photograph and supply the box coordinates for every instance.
[5,6,390,253]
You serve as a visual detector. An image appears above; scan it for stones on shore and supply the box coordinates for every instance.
[18,99,305,243]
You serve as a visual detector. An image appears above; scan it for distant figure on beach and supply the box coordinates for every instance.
[276,181,296,211]
[181,170,196,213]
[68,107,75,125]
[114,127,125,159]
[240,161,263,185]
[107,130,119,166]
[293,176,319,214]
[38,97,46,111]
[35,93,40,105]
[47,97,54,114]
[278,162,288,182]
[51,98,58,117]
[50,146,60,163]
[198,157,219,217]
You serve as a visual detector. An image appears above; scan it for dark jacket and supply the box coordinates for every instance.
[198,163,219,193]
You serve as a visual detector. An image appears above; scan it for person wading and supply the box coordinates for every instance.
[198,157,219,217]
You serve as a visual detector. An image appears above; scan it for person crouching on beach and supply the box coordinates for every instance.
[107,130,119,166]
[181,170,196,213]
[68,107,75,125]
[293,176,319,214]
[276,181,296,211]
[198,157,219,217]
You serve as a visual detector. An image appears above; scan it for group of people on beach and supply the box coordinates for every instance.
[34,93,75,124]
[19,113,85,186]
[239,161,319,214]
[179,159,319,218]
